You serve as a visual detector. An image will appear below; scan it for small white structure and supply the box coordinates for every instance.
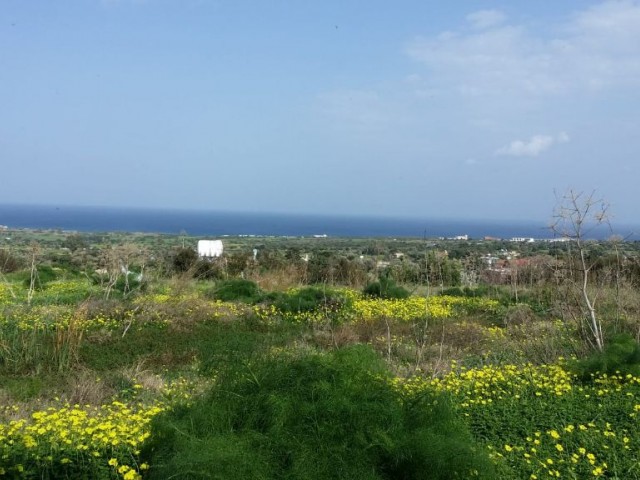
[198,239,224,258]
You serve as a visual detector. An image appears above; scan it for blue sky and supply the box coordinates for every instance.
[2,1,639,223]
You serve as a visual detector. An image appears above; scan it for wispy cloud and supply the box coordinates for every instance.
[406,1,640,96]
[496,132,569,157]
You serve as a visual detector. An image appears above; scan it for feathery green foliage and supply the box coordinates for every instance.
[267,286,350,314]
[363,276,410,299]
[210,278,263,303]
[142,345,493,479]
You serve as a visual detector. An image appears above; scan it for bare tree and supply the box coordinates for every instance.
[550,189,609,351]
[27,242,40,305]
[98,243,147,299]
[0,247,20,301]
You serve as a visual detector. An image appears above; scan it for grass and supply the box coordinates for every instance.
[142,345,495,480]
[2,266,640,478]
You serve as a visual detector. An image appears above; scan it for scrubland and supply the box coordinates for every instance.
[1,230,640,478]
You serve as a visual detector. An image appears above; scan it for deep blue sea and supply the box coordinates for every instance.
[0,205,636,240]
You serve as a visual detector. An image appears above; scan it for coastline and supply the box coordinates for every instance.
[0,204,633,240]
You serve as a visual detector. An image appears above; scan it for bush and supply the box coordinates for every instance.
[22,265,58,290]
[0,249,22,273]
[267,286,348,314]
[141,346,494,479]
[193,260,224,280]
[363,276,409,299]
[172,247,198,273]
[62,234,88,252]
[573,333,640,381]
[113,272,145,296]
[441,286,490,298]
[441,286,465,297]
[211,279,263,303]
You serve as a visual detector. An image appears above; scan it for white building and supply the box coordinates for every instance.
[197,239,223,258]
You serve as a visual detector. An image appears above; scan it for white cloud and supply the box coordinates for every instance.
[496,132,569,157]
[466,10,507,29]
[406,25,563,96]
[406,1,640,96]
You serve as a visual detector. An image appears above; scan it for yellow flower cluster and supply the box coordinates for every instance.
[209,300,251,320]
[0,305,136,333]
[0,401,163,478]
[42,280,96,297]
[133,294,251,322]
[352,295,498,322]
[0,305,75,331]
[353,296,452,321]
[137,292,171,304]
[393,362,640,478]
[2,285,500,333]
[443,363,574,401]
[245,291,499,324]
[0,284,18,306]
[0,371,208,477]
[252,304,331,324]
[0,293,262,341]
[394,363,575,405]
[493,421,634,478]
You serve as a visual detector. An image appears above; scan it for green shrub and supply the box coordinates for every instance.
[363,276,409,299]
[22,265,58,290]
[172,247,198,273]
[113,272,145,296]
[193,260,224,280]
[141,346,494,479]
[0,249,22,273]
[210,279,263,303]
[441,286,465,297]
[573,333,640,381]
[267,286,348,314]
[441,286,491,298]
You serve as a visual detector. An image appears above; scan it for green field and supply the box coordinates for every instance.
[1,229,639,478]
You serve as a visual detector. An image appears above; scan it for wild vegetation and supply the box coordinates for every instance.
[1,223,640,478]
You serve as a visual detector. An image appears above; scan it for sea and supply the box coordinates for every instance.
[0,204,636,240]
